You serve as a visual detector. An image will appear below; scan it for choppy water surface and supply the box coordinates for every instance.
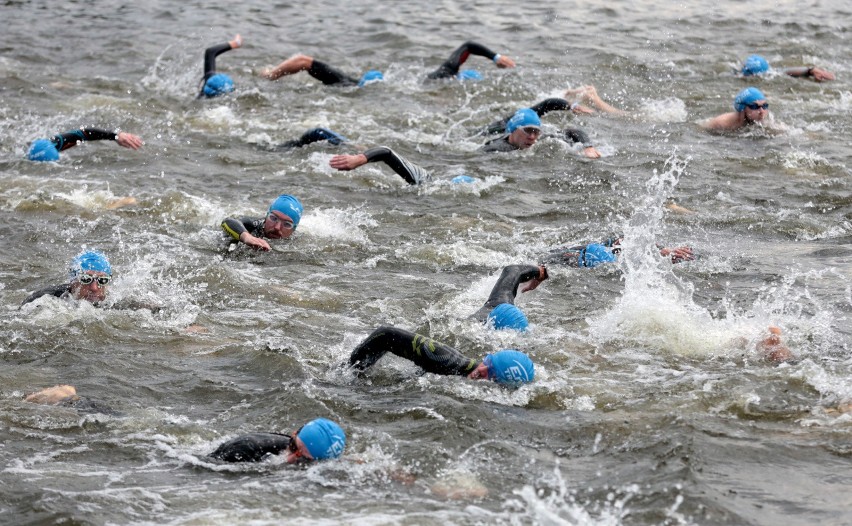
[1,0,850,524]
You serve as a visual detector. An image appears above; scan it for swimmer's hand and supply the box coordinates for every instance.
[495,55,515,69]
[230,34,242,49]
[239,232,271,251]
[116,132,143,150]
[582,146,601,159]
[330,153,368,171]
[810,67,834,82]
[521,265,549,293]
[659,246,694,263]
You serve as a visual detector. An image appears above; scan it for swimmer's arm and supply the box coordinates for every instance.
[474,265,546,319]
[461,41,515,68]
[529,98,571,118]
[222,218,270,251]
[50,128,142,151]
[334,147,427,185]
[784,66,835,82]
[558,128,601,159]
[658,245,694,263]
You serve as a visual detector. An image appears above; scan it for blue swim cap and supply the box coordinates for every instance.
[580,243,617,268]
[358,70,384,87]
[457,69,483,81]
[27,139,60,162]
[451,175,477,184]
[734,87,767,112]
[484,350,534,386]
[69,251,112,279]
[268,194,303,227]
[506,108,542,133]
[203,73,235,98]
[487,303,529,331]
[741,55,770,76]
[297,418,346,460]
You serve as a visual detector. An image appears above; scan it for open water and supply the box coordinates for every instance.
[0,0,850,524]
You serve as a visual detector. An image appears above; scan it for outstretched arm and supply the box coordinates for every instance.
[203,34,241,81]
[50,128,143,152]
[564,85,627,115]
[471,264,547,321]
[330,147,429,185]
[221,217,270,251]
[349,326,478,376]
[427,40,515,79]
[558,128,601,158]
[783,66,835,82]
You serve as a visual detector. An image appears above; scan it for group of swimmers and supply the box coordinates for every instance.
[20,37,824,466]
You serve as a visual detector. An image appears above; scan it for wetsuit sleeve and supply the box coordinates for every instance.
[427,41,498,79]
[50,128,117,152]
[308,60,359,86]
[529,98,572,117]
[276,128,347,150]
[349,326,479,377]
[363,147,430,185]
[209,432,292,463]
[558,127,593,147]
[471,265,542,321]
[221,217,262,241]
[21,284,71,306]
[203,42,233,81]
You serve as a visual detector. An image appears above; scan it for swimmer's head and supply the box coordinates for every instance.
[734,87,767,112]
[203,73,235,98]
[457,69,483,82]
[487,303,529,331]
[506,108,542,134]
[483,350,535,387]
[358,70,384,87]
[268,194,303,227]
[27,139,60,162]
[296,418,346,460]
[69,251,112,279]
[580,243,617,268]
[741,55,770,76]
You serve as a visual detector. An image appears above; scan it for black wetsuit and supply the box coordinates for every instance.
[209,432,292,463]
[543,238,621,267]
[221,217,265,243]
[427,41,500,80]
[307,60,360,87]
[275,128,346,151]
[59,395,117,415]
[48,128,118,152]
[349,326,479,376]
[21,284,72,306]
[471,264,544,321]
[362,147,430,185]
[199,42,235,97]
[479,98,593,151]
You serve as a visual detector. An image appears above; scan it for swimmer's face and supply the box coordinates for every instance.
[263,211,296,239]
[467,361,491,380]
[743,99,769,123]
[69,271,110,304]
[508,126,541,150]
[286,432,314,463]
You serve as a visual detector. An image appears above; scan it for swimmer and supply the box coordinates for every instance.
[740,54,835,82]
[756,326,796,364]
[24,385,116,415]
[26,127,143,162]
[208,418,346,463]
[471,264,548,331]
[480,105,601,157]
[349,326,535,387]
[543,237,694,267]
[426,40,516,80]
[480,108,602,158]
[269,127,348,151]
[199,34,242,98]
[221,193,304,251]
[259,53,384,87]
[22,250,113,306]
[701,87,771,132]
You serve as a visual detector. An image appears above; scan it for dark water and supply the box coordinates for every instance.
[1,0,850,524]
